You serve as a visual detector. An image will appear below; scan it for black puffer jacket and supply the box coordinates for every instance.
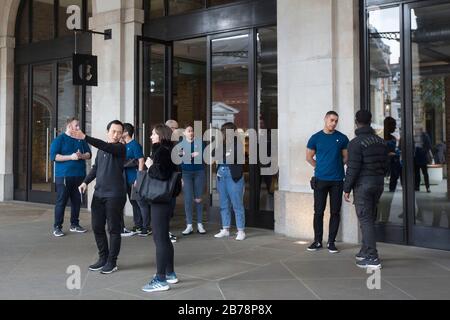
[343,126,389,193]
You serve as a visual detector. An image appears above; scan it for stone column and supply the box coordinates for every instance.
[88,1,144,213]
[0,35,15,201]
[275,0,360,243]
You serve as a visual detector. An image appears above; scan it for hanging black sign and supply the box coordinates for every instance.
[73,53,98,86]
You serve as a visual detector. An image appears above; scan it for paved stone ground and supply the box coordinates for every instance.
[0,201,449,300]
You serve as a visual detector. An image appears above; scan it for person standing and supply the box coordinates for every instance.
[214,122,247,241]
[72,120,127,275]
[50,118,91,237]
[179,124,207,235]
[165,119,181,243]
[142,124,180,293]
[121,123,149,236]
[306,111,349,253]
[344,110,388,270]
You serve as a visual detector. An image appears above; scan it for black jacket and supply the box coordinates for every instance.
[343,126,389,193]
[84,136,127,198]
[148,142,178,180]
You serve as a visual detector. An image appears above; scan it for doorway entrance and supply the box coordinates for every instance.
[135,27,278,230]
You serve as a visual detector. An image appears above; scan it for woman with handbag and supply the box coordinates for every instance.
[142,124,180,293]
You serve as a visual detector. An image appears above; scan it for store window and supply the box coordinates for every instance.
[368,7,404,226]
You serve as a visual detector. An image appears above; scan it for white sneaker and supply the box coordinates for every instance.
[197,223,206,234]
[182,225,193,235]
[214,229,230,238]
[236,231,246,241]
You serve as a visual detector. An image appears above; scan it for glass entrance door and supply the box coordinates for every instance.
[405,0,450,250]
[29,63,56,202]
[136,36,172,155]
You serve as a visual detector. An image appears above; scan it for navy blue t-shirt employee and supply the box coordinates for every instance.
[50,118,92,237]
[306,111,349,254]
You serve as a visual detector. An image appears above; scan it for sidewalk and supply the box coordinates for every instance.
[0,201,449,300]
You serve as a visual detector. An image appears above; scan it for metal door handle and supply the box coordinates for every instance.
[46,127,49,183]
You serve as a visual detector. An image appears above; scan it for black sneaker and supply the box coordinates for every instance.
[355,252,367,261]
[53,228,65,237]
[89,259,107,271]
[169,232,177,243]
[327,242,339,253]
[70,225,87,233]
[131,226,142,235]
[138,229,151,237]
[307,241,323,252]
[356,257,382,270]
[100,262,118,274]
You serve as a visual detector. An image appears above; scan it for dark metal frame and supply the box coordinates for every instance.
[362,0,450,250]
[138,1,277,229]
[13,0,92,204]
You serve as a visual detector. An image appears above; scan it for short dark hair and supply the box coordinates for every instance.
[355,110,372,126]
[123,123,135,138]
[326,111,339,118]
[107,120,124,132]
[66,117,79,126]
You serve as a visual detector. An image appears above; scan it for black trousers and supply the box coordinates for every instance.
[354,183,384,259]
[313,180,343,243]
[54,176,85,229]
[414,164,430,191]
[151,202,175,280]
[125,183,142,228]
[91,196,126,264]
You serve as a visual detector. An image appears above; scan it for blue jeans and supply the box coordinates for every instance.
[217,166,245,230]
[54,176,85,229]
[182,170,206,225]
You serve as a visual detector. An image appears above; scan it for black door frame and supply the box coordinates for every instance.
[136,29,275,229]
[362,0,450,250]
[404,0,450,251]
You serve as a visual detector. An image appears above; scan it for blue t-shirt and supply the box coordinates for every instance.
[50,133,91,178]
[307,130,349,181]
[125,140,144,184]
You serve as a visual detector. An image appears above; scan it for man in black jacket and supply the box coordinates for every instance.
[71,120,127,274]
[344,110,388,270]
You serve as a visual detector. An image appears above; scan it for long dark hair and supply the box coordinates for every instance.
[153,124,173,145]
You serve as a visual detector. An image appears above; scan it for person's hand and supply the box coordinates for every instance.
[79,183,87,195]
[69,129,86,140]
[181,179,184,188]
[145,157,153,168]
[191,152,200,158]
[344,193,351,203]
[70,153,79,161]
[76,150,83,160]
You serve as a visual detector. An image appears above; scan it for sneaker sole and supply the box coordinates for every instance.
[121,234,134,237]
[53,233,65,237]
[89,266,105,272]
[70,229,87,233]
[138,234,150,237]
[142,286,170,293]
[100,267,118,274]
[182,231,193,236]
[356,264,382,270]
[167,279,179,284]
[328,250,339,254]
[306,248,322,252]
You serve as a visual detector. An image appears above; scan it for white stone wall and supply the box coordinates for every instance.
[88,0,144,215]
[276,0,360,243]
[0,0,20,202]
